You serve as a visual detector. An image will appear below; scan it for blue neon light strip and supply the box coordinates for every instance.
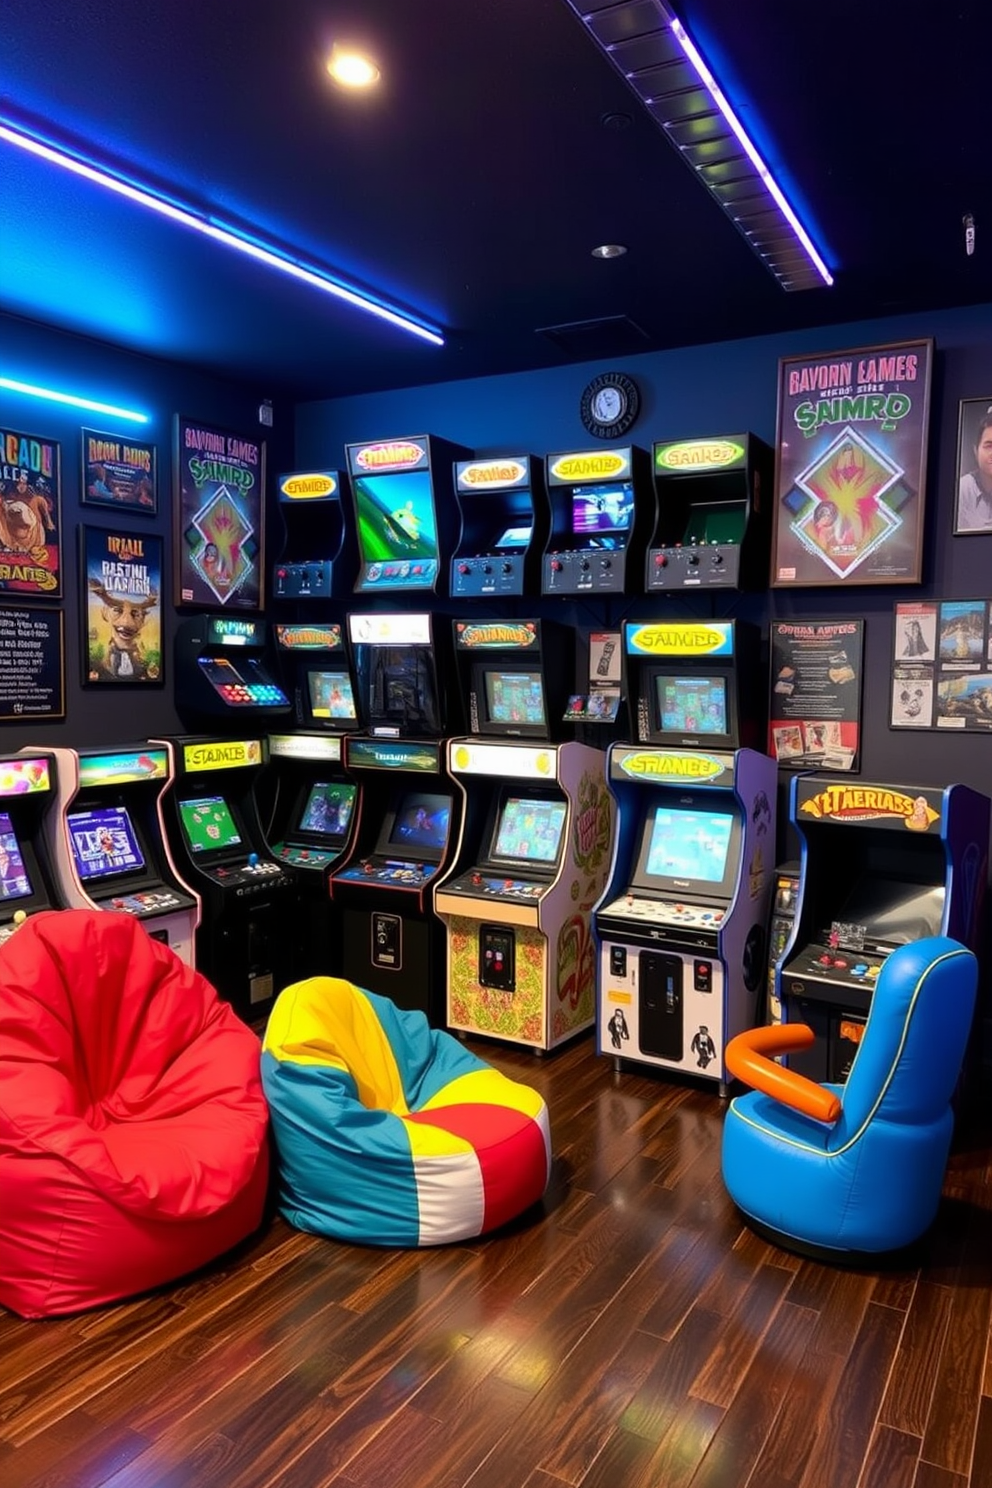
[0,376,149,424]
[0,119,446,347]
[665,16,832,287]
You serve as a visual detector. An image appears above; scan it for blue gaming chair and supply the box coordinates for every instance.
[721,936,977,1256]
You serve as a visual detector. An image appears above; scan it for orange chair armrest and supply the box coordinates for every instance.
[725,1025,842,1124]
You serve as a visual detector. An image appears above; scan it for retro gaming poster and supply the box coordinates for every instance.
[81,428,157,515]
[772,339,933,587]
[175,416,265,610]
[81,525,163,685]
[768,619,863,770]
[891,597,992,731]
[0,428,62,597]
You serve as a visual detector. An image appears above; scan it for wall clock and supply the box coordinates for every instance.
[580,372,640,440]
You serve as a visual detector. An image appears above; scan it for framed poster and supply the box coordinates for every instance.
[891,598,992,731]
[0,427,62,597]
[952,398,992,533]
[175,416,265,610]
[81,429,157,515]
[0,604,65,720]
[768,619,864,771]
[81,525,164,685]
[772,339,933,587]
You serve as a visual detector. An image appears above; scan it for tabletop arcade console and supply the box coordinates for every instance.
[646,433,772,592]
[450,454,549,598]
[542,446,652,596]
[777,775,989,1083]
[345,434,469,596]
[174,614,292,725]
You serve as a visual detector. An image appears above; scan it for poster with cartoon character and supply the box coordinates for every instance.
[0,428,61,597]
[175,416,265,610]
[81,525,163,685]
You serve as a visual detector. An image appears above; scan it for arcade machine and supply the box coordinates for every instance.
[345,433,469,596]
[542,446,652,597]
[272,467,355,600]
[595,618,776,1093]
[31,744,199,962]
[0,750,64,948]
[776,775,989,1083]
[435,619,616,1051]
[162,614,298,1018]
[646,433,773,591]
[259,622,361,978]
[450,454,549,598]
[329,611,461,1019]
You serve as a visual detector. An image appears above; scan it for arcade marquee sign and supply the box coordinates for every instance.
[797,780,942,831]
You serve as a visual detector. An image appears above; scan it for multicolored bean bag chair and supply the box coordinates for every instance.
[262,977,551,1245]
[0,909,270,1318]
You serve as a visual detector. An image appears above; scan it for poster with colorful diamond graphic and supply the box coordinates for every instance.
[174,416,265,610]
[772,339,933,587]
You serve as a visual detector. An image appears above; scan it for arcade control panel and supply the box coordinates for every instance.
[0,910,29,948]
[784,940,883,1009]
[598,892,726,949]
[442,870,548,903]
[98,887,191,918]
[198,854,290,894]
[337,857,439,886]
[647,543,740,589]
[198,656,289,708]
[543,550,624,593]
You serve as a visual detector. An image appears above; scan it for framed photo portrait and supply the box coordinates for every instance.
[952,398,992,534]
[81,429,158,515]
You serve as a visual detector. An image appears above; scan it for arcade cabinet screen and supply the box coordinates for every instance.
[177,796,243,854]
[353,470,438,567]
[308,670,357,722]
[492,796,567,866]
[493,523,532,550]
[641,807,734,886]
[364,647,441,734]
[67,806,145,881]
[387,793,451,856]
[0,811,32,900]
[570,483,634,549]
[484,671,546,728]
[831,877,945,951]
[655,676,728,736]
[297,782,357,839]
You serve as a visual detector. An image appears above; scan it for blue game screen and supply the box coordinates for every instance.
[644,807,733,884]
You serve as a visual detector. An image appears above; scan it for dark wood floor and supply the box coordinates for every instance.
[2,1033,991,1488]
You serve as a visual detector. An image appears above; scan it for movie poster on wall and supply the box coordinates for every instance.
[772,339,933,587]
[891,598,992,730]
[175,416,265,610]
[81,525,164,685]
[0,427,62,597]
[768,619,864,771]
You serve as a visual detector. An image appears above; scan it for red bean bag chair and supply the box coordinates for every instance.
[0,909,270,1317]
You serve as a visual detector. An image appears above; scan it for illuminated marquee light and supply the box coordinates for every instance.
[0,119,445,348]
[0,375,148,425]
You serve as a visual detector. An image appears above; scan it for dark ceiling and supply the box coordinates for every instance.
[1,0,989,402]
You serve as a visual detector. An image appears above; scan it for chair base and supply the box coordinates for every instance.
[734,1208,927,1269]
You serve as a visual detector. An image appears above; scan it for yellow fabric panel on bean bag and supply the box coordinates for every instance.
[262,976,407,1114]
[417,1067,547,1119]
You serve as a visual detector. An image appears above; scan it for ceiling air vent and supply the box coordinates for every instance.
[536,314,652,360]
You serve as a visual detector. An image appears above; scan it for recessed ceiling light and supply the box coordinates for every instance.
[326,47,380,89]
[591,244,627,259]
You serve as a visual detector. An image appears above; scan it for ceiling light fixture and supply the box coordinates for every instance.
[563,1,832,291]
[0,375,149,423]
[592,243,627,258]
[326,47,381,89]
[0,117,443,347]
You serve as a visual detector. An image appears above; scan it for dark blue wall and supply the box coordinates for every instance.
[0,312,293,747]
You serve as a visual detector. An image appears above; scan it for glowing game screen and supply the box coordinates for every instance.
[656,676,728,736]
[0,811,32,900]
[297,782,357,839]
[493,524,532,550]
[387,793,451,855]
[178,796,243,854]
[492,797,567,865]
[642,807,734,885]
[308,670,357,721]
[484,671,546,727]
[353,470,438,566]
[68,806,145,881]
[570,483,634,548]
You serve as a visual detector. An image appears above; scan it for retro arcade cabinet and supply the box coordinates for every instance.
[34,744,199,962]
[777,776,989,1083]
[175,614,292,719]
[346,433,469,596]
[259,622,361,978]
[542,446,651,596]
[272,468,355,600]
[595,619,776,1093]
[0,751,65,948]
[450,454,549,598]
[329,611,460,1019]
[646,433,772,591]
[436,622,615,1050]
